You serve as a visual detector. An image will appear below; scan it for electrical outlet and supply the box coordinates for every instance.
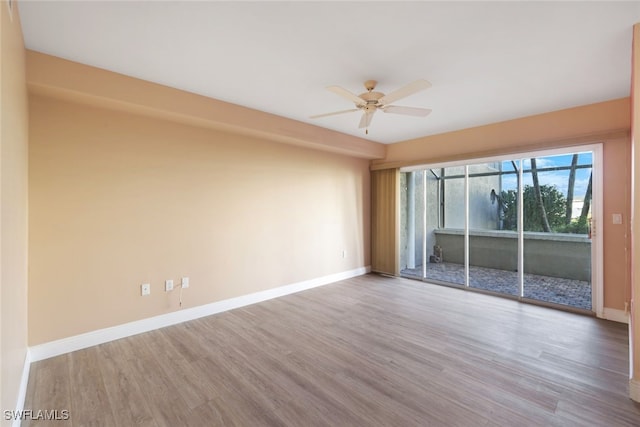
[165,279,174,292]
[181,277,189,288]
[141,283,151,296]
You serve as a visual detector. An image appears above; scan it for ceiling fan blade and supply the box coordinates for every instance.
[379,79,432,105]
[327,86,367,107]
[358,111,375,129]
[309,109,359,119]
[382,105,432,117]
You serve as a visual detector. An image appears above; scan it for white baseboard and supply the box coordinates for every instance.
[630,378,640,403]
[29,266,370,362]
[12,349,31,427]
[602,308,629,324]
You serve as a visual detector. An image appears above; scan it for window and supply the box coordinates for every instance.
[400,145,601,313]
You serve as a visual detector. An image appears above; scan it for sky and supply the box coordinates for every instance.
[500,152,593,199]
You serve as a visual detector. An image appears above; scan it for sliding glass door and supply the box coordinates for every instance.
[431,166,466,286]
[521,153,593,309]
[468,161,520,297]
[399,146,599,313]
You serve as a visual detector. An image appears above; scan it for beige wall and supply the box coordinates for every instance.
[1,0,29,420]
[603,137,632,313]
[26,51,385,161]
[374,99,632,313]
[28,94,371,345]
[375,98,629,169]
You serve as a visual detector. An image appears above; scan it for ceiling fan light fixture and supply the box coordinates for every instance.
[311,79,432,134]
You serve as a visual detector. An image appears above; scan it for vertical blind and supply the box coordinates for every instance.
[371,168,399,275]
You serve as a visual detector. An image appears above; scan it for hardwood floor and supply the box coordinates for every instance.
[24,274,640,426]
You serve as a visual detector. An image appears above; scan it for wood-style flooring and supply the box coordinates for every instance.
[24,274,640,426]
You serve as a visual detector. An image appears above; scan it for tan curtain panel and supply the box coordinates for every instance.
[371,168,399,275]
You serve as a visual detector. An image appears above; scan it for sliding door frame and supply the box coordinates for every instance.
[401,143,603,317]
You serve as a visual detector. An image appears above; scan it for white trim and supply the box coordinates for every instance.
[630,378,640,403]
[591,143,604,318]
[517,159,524,297]
[12,350,31,427]
[400,144,604,172]
[630,316,634,381]
[29,266,370,362]
[422,171,427,278]
[602,308,629,324]
[463,165,469,287]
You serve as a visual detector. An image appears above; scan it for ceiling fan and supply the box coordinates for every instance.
[310,79,432,134]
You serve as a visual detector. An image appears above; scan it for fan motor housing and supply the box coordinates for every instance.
[309,79,432,130]
[359,91,384,103]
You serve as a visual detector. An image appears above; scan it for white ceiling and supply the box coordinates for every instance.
[18,1,640,144]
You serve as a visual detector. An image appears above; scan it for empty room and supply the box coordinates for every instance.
[3,1,640,426]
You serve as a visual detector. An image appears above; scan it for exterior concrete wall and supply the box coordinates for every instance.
[443,164,501,229]
[425,172,439,262]
[443,167,465,228]
[434,229,591,281]
[400,173,408,269]
[400,172,425,270]
[401,170,456,271]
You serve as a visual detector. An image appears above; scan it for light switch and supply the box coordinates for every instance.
[612,213,623,225]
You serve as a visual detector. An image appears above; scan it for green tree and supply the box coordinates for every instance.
[579,172,592,223]
[500,184,569,232]
[565,154,579,225]
[499,189,518,231]
[530,158,552,232]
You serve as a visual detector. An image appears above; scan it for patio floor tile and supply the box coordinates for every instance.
[401,262,591,310]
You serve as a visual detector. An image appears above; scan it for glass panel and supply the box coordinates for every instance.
[427,166,465,286]
[522,153,592,310]
[425,169,440,279]
[468,160,520,296]
[400,171,424,279]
